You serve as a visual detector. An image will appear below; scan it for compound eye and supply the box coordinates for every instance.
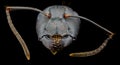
[46,13,51,19]
[64,14,71,18]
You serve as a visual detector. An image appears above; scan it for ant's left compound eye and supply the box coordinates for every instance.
[64,14,71,18]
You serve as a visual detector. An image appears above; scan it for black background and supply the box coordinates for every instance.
[0,0,119,65]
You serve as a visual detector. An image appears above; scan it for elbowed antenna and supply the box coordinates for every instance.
[70,16,114,35]
[69,15,114,57]
[5,6,45,60]
[6,6,46,15]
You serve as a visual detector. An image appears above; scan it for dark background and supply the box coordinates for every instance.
[0,0,119,65]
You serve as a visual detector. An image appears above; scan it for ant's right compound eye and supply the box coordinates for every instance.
[45,13,51,19]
